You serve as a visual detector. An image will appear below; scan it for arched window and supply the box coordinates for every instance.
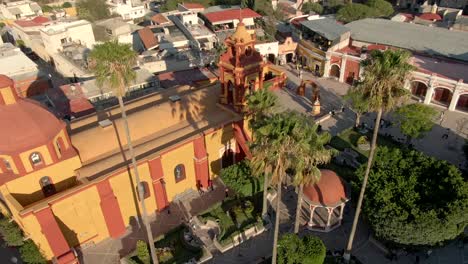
[30,152,42,166]
[39,176,55,197]
[136,181,150,200]
[2,159,12,171]
[245,46,253,56]
[174,164,186,183]
[56,137,65,155]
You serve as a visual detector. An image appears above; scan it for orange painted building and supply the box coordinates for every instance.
[0,23,277,263]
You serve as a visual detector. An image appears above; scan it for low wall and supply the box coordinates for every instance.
[213,223,266,253]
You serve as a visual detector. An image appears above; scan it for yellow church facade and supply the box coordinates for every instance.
[0,22,284,264]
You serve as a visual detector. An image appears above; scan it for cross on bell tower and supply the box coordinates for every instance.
[218,20,265,112]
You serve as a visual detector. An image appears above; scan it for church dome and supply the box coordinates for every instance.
[0,75,64,154]
[303,169,348,207]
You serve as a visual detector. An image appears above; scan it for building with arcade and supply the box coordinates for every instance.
[323,18,468,113]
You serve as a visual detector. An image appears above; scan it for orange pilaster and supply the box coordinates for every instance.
[96,180,126,238]
[148,157,169,211]
[33,207,78,264]
[193,136,209,188]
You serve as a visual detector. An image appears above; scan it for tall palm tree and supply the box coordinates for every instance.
[291,115,334,234]
[250,111,304,264]
[89,41,158,264]
[246,89,278,219]
[343,49,414,262]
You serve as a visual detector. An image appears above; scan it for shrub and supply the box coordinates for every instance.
[20,240,46,264]
[356,135,368,146]
[336,3,372,23]
[302,2,324,14]
[62,2,72,8]
[0,217,24,247]
[136,240,150,264]
[277,234,326,264]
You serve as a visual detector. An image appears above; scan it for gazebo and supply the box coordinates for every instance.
[302,169,350,232]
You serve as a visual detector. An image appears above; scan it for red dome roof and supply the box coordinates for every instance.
[0,78,64,153]
[303,169,348,206]
[419,13,442,21]
[0,75,14,88]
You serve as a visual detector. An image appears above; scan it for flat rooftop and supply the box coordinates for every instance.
[0,43,40,79]
[300,18,349,42]
[411,54,468,81]
[70,83,241,180]
[346,18,468,62]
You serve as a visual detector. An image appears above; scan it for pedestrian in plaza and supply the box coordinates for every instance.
[225,188,229,198]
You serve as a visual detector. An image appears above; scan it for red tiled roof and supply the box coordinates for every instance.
[138,27,158,50]
[151,14,170,25]
[291,17,307,28]
[419,13,442,21]
[182,2,205,9]
[303,170,348,206]
[203,8,261,23]
[15,16,50,27]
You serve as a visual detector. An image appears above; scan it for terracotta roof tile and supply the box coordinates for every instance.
[182,3,205,9]
[138,27,158,50]
[151,14,170,25]
[203,8,261,23]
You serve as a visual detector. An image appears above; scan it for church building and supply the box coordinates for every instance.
[0,21,276,263]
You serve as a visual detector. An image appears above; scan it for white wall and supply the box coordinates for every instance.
[255,41,279,57]
[110,3,146,20]
[41,21,95,53]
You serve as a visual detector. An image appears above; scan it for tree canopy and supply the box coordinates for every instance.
[336,0,394,23]
[220,161,262,196]
[394,103,437,141]
[277,234,326,264]
[344,87,369,127]
[357,147,468,247]
[302,3,324,14]
[77,0,112,22]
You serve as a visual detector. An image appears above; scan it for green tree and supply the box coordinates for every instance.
[336,3,372,23]
[62,2,72,8]
[291,114,334,234]
[344,49,414,263]
[246,89,278,219]
[89,41,158,264]
[250,111,308,264]
[394,103,437,144]
[277,233,326,264]
[366,0,394,17]
[302,2,324,14]
[41,5,54,13]
[344,87,369,128]
[357,147,468,246]
[0,218,24,247]
[77,0,111,22]
[20,240,46,264]
[220,161,259,197]
[136,240,150,264]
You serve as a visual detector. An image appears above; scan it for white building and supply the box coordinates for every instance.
[108,0,146,20]
[93,17,142,45]
[0,43,49,97]
[254,41,280,62]
[40,20,96,80]
[0,0,42,20]
[40,20,95,53]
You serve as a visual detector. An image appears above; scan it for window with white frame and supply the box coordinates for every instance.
[30,152,42,165]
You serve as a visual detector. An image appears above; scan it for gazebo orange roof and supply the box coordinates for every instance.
[303,169,348,207]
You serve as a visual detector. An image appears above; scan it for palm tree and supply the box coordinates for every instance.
[246,89,278,219]
[291,115,334,234]
[89,41,158,264]
[250,111,305,264]
[343,49,414,262]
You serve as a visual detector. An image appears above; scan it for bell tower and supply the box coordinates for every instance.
[218,21,264,112]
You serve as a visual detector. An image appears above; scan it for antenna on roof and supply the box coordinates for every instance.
[239,7,243,23]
